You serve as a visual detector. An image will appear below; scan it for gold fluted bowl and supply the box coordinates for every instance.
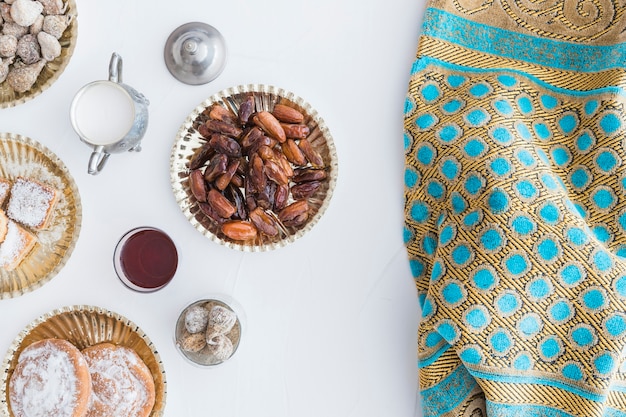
[0,0,78,108]
[1,305,167,417]
[0,133,81,299]
[0,133,82,300]
[170,84,339,251]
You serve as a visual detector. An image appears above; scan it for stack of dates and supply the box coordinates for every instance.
[188,95,328,242]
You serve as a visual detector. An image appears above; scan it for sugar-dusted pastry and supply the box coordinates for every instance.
[0,178,10,207]
[6,176,59,230]
[0,219,37,270]
[81,343,156,417]
[0,210,8,244]
[8,338,92,417]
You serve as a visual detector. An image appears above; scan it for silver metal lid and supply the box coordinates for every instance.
[164,22,227,85]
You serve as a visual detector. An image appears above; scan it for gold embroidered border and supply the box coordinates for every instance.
[416,36,626,92]
[419,347,463,390]
[478,379,605,416]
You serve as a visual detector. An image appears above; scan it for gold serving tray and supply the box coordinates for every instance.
[0,0,78,108]
[0,133,81,299]
[170,84,339,251]
[1,305,167,417]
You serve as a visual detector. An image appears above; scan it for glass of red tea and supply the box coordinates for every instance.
[113,227,178,292]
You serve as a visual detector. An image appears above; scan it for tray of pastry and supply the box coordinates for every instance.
[1,305,167,417]
[0,132,81,299]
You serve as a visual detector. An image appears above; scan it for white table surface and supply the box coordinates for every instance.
[0,1,425,416]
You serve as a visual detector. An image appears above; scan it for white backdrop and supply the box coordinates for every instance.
[0,1,426,416]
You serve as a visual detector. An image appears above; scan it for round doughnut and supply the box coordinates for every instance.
[81,343,155,417]
[8,338,92,417]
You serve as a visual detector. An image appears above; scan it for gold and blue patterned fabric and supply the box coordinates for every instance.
[403,1,626,416]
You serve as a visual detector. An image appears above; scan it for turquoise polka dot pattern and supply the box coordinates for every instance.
[559,262,587,287]
[439,157,461,181]
[488,156,514,178]
[561,362,585,382]
[503,251,530,277]
[463,137,489,159]
[517,313,543,339]
[403,28,626,413]
[415,113,438,131]
[549,299,575,324]
[450,242,475,267]
[460,345,484,365]
[440,279,467,307]
[437,123,463,143]
[604,313,626,339]
[489,328,513,356]
[539,335,563,362]
[526,276,554,301]
[495,290,521,317]
[421,82,441,103]
[464,306,491,332]
[593,352,617,377]
[569,324,598,350]
[441,98,465,114]
[509,212,537,238]
[513,352,534,371]
[580,287,609,313]
[436,319,461,344]
[471,265,499,292]
[464,107,491,127]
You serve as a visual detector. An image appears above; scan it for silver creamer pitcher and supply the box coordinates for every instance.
[70,52,149,175]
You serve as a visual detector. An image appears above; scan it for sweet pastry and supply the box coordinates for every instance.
[6,176,59,230]
[0,219,37,270]
[0,210,8,244]
[8,338,92,417]
[0,178,10,206]
[81,343,156,417]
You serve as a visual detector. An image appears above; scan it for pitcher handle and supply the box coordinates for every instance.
[109,52,123,83]
[88,146,110,175]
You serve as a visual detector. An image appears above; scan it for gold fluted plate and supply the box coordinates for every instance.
[0,305,167,417]
[170,84,339,251]
[0,0,78,108]
[0,133,81,298]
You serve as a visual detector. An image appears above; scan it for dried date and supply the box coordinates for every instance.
[249,207,279,237]
[264,159,289,185]
[199,202,225,224]
[238,94,255,125]
[209,134,242,158]
[224,184,248,220]
[281,139,307,166]
[215,160,240,191]
[221,220,258,241]
[208,189,237,219]
[273,183,289,211]
[204,154,228,182]
[207,105,238,125]
[205,119,243,138]
[272,104,304,123]
[189,142,215,170]
[298,138,324,167]
[253,111,286,143]
[293,167,327,183]
[281,123,310,139]
[189,169,208,202]
[278,200,309,227]
[291,181,322,199]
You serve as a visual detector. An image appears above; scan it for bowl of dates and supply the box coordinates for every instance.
[170,84,338,251]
